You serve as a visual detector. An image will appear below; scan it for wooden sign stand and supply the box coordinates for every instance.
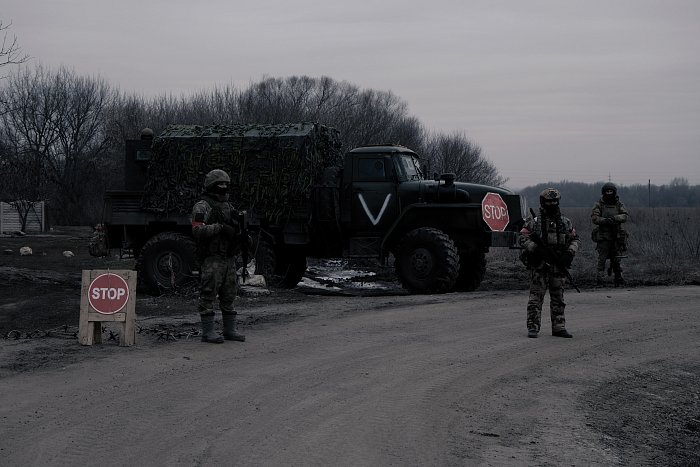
[79,270,137,346]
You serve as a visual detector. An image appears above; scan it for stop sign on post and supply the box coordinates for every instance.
[88,273,130,314]
[481,192,510,231]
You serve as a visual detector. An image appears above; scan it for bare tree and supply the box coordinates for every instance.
[1,21,30,76]
[235,76,426,152]
[106,92,149,143]
[424,131,507,187]
[0,154,44,231]
[0,65,117,224]
[207,83,242,123]
[0,64,61,227]
[0,127,48,232]
[49,68,116,223]
[238,76,299,122]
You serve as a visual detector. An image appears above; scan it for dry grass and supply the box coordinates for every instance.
[485,207,700,289]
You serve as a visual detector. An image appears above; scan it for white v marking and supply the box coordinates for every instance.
[358,193,392,226]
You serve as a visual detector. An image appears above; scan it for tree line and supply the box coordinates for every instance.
[521,179,700,208]
[0,64,504,227]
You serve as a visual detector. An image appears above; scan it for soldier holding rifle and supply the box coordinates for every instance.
[591,182,629,287]
[191,169,247,344]
[519,188,581,339]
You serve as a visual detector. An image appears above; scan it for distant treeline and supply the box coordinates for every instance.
[519,178,700,208]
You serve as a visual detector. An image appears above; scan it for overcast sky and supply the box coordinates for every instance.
[4,0,699,189]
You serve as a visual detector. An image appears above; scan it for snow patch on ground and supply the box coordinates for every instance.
[298,259,401,294]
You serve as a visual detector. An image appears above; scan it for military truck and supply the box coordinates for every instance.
[96,123,527,294]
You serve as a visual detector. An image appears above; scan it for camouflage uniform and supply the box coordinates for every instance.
[519,188,581,338]
[191,169,245,344]
[591,182,629,286]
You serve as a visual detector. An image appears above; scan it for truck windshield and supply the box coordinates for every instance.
[394,154,424,181]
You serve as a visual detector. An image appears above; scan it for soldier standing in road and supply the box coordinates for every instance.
[191,169,246,344]
[591,182,629,287]
[519,188,581,338]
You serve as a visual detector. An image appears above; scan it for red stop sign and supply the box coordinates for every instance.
[481,192,510,231]
[88,273,130,314]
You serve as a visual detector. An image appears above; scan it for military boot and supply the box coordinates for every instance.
[552,329,573,338]
[613,264,625,287]
[200,315,224,344]
[595,271,605,286]
[222,314,246,342]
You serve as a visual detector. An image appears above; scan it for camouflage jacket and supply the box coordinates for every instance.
[519,211,581,270]
[191,194,241,258]
[591,198,628,242]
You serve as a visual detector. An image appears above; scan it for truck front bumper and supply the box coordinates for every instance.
[490,230,520,248]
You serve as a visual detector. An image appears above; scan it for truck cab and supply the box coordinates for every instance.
[339,146,522,238]
[331,145,526,293]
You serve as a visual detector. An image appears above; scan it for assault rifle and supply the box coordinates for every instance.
[210,204,250,283]
[527,208,581,293]
[599,217,628,277]
[238,210,249,283]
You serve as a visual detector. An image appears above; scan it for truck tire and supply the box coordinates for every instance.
[254,239,307,288]
[394,227,459,294]
[136,232,197,295]
[454,250,486,292]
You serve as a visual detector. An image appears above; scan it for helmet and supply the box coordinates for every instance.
[204,169,231,189]
[140,128,154,140]
[539,188,561,206]
[601,182,617,196]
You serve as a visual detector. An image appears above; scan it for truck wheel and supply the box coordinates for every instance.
[454,250,486,292]
[254,239,307,288]
[136,232,197,295]
[394,227,459,294]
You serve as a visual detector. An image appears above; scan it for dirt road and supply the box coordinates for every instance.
[1,286,699,466]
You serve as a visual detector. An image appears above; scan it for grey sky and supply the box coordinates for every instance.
[4,0,699,188]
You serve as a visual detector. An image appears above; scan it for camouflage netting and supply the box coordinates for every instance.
[141,123,343,223]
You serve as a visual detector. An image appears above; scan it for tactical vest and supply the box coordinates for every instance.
[196,195,241,259]
[592,200,628,247]
[532,213,572,252]
[519,213,574,269]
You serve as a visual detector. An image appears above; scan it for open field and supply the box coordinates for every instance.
[486,206,700,290]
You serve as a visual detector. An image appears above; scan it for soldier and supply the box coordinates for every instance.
[591,182,629,287]
[519,188,581,338]
[191,169,246,344]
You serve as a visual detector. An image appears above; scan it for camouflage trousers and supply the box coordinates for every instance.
[595,240,622,276]
[526,268,567,332]
[198,255,238,316]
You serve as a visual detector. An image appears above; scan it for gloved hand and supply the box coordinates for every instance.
[220,224,238,240]
[561,250,574,268]
[603,217,616,225]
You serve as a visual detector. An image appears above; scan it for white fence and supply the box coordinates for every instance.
[0,201,46,233]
